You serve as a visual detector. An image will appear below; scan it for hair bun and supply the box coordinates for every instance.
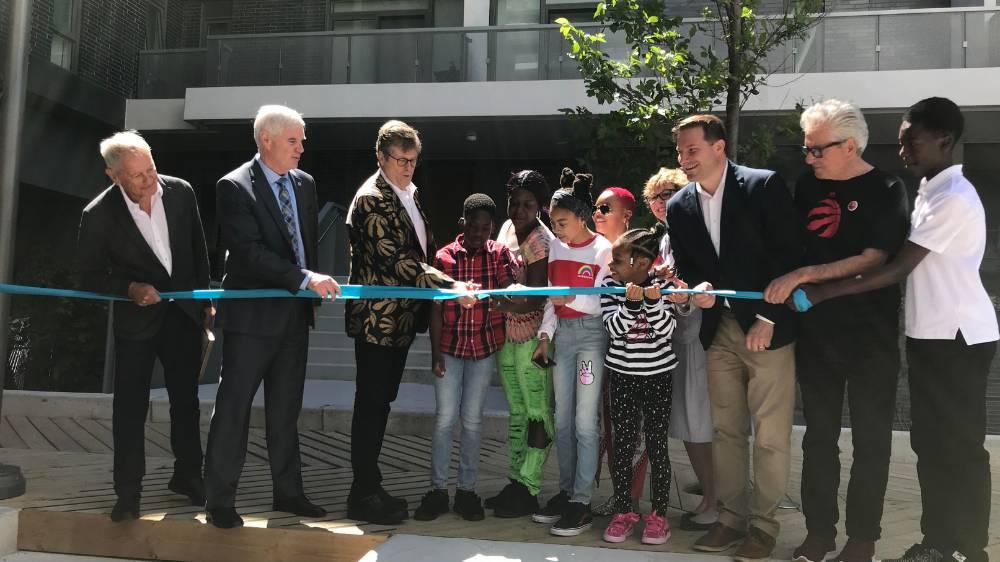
[650,222,667,238]
[559,167,576,189]
[571,173,594,206]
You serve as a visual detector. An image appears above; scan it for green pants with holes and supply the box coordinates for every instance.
[497,338,555,496]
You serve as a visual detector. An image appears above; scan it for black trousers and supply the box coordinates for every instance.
[609,369,673,515]
[907,333,996,562]
[113,303,203,499]
[350,339,410,500]
[797,317,899,541]
[203,322,309,509]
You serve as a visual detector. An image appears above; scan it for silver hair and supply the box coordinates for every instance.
[800,99,869,154]
[253,104,305,147]
[99,130,152,171]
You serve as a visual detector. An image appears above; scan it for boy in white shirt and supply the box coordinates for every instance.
[795,97,998,562]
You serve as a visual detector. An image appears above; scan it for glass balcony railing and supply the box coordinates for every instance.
[136,8,1000,98]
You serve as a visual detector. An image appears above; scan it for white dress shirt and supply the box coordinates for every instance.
[906,164,999,344]
[120,184,172,276]
[381,169,428,256]
[695,165,772,324]
[696,164,727,257]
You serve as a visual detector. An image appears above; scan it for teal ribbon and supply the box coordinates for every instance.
[0,282,766,302]
[791,288,812,312]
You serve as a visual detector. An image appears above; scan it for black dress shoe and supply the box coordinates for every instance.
[168,475,206,506]
[347,492,408,525]
[377,486,408,511]
[273,496,327,518]
[207,507,243,529]
[110,496,140,522]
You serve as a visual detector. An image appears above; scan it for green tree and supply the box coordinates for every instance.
[557,0,821,173]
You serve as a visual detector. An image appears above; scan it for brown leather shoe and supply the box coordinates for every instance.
[835,539,875,562]
[693,522,747,552]
[733,527,777,562]
[793,532,837,562]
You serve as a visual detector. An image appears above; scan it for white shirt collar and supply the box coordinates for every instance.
[379,168,416,197]
[919,164,963,195]
[119,182,163,212]
[695,163,727,200]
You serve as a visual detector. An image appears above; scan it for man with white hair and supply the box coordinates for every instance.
[203,104,341,529]
[765,99,909,562]
[77,131,212,522]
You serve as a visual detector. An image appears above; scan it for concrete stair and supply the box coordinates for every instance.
[307,298,436,384]
[307,292,502,387]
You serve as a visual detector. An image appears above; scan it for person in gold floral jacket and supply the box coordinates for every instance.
[345,120,478,525]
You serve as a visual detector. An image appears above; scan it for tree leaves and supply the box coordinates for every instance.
[557,0,819,173]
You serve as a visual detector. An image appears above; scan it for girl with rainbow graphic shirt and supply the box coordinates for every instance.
[530,168,613,537]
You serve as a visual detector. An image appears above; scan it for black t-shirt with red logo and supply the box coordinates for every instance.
[795,168,909,329]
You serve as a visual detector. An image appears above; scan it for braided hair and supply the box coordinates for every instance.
[506,170,551,204]
[616,222,667,263]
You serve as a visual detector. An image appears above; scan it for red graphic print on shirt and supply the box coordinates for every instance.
[627,316,653,344]
[807,194,841,239]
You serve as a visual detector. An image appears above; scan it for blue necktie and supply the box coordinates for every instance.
[276,176,304,267]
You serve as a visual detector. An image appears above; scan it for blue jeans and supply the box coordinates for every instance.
[431,353,495,491]
[551,314,608,504]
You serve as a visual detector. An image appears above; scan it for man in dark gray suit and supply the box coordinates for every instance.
[77,131,212,522]
[203,105,340,529]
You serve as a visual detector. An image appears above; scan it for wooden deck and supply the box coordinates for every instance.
[1,415,1000,560]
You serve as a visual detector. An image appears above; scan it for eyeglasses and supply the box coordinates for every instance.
[593,204,613,215]
[646,189,678,203]
[801,140,846,158]
[384,153,418,168]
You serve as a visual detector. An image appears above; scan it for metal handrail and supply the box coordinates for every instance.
[178,6,998,44]
[134,6,1000,96]
[318,201,348,243]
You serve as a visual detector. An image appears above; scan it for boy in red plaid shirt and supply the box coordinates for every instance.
[414,193,519,522]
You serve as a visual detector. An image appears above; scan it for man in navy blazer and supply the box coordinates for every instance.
[665,115,802,559]
[77,131,212,522]
[203,105,341,529]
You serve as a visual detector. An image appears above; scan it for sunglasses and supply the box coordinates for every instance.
[593,203,613,215]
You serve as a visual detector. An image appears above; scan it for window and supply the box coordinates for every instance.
[200,0,233,46]
[329,0,431,30]
[145,1,166,50]
[50,0,80,70]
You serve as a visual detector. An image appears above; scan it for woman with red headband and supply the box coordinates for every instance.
[593,187,636,245]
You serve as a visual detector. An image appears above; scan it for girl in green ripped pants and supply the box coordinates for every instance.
[487,170,557,518]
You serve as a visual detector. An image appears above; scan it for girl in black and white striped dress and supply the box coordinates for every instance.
[599,224,691,545]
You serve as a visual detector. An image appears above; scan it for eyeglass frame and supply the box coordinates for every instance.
[382,151,419,168]
[593,203,613,215]
[645,188,680,203]
[801,139,846,159]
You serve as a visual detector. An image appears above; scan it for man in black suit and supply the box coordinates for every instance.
[77,131,212,522]
[203,104,341,529]
[665,115,802,559]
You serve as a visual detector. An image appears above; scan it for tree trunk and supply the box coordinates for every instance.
[724,1,743,160]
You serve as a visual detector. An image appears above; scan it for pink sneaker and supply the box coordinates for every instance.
[603,512,640,543]
[641,511,671,545]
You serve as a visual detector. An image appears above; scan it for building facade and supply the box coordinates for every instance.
[2,1,999,423]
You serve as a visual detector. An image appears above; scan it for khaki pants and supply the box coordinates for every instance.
[707,310,795,538]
